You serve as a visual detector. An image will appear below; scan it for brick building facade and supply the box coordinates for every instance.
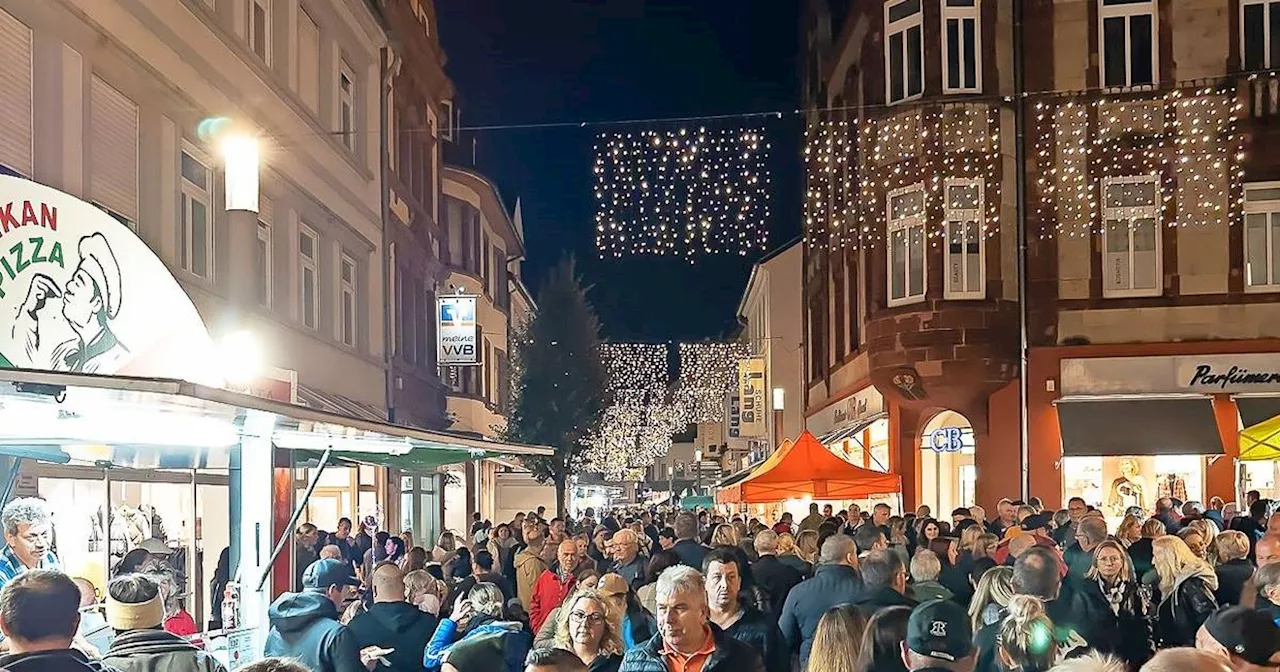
[803,0,1280,515]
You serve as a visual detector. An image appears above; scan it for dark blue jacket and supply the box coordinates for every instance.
[264,591,365,672]
[671,539,708,569]
[778,563,863,668]
[619,624,764,672]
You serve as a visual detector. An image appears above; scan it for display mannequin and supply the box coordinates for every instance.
[1157,472,1188,503]
[1107,459,1147,517]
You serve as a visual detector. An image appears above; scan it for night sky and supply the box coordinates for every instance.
[436,1,802,342]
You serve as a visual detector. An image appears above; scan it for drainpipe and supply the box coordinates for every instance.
[1013,0,1031,500]
[380,46,395,424]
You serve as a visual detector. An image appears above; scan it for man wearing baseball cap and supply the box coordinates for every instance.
[264,558,365,672]
[901,600,975,672]
[1196,605,1280,670]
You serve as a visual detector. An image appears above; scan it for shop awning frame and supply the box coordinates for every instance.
[0,368,554,463]
[815,412,888,448]
[1054,394,1225,457]
[1234,395,1280,431]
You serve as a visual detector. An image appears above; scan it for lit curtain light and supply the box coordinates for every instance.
[1031,85,1241,240]
[585,342,680,480]
[594,126,772,259]
[675,341,753,424]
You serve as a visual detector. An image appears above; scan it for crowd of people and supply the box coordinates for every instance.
[0,490,1279,672]
[261,492,1280,672]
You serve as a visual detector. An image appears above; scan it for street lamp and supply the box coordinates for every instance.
[694,449,703,497]
[772,387,786,450]
[220,134,260,213]
[219,132,262,312]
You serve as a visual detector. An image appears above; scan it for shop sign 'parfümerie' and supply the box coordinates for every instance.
[1180,362,1280,392]
[0,176,217,384]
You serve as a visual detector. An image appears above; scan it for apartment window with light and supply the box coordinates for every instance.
[179,147,213,280]
[943,179,984,298]
[1243,1,1280,71]
[1099,0,1156,89]
[1244,183,1280,291]
[248,0,271,64]
[885,0,923,104]
[340,253,357,347]
[943,0,981,93]
[887,184,927,306]
[299,226,319,329]
[256,218,272,308]
[338,61,355,151]
[1101,176,1161,297]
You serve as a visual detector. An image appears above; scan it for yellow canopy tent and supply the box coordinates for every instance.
[1240,413,1280,461]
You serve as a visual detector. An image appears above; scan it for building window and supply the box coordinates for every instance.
[338,61,355,150]
[887,184,927,306]
[179,147,213,280]
[1244,183,1280,291]
[943,179,984,298]
[248,0,271,64]
[1243,1,1280,71]
[885,0,923,104]
[297,9,320,112]
[94,204,136,232]
[340,253,357,347]
[440,100,454,141]
[1099,0,1156,89]
[942,0,981,93]
[299,226,319,329]
[1101,176,1161,297]
[256,218,272,307]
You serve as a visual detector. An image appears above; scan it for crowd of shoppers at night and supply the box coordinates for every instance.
[1,492,1280,671]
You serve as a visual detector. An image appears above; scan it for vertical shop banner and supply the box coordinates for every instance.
[0,176,218,384]
[737,357,767,437]
[437,295,479,365]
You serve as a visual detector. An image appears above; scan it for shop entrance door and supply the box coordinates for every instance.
[920,410,976,516]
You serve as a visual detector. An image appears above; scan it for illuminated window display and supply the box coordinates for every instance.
[1063,455,1204,524]
[1240,461,1279,501]
[920,411,976,517]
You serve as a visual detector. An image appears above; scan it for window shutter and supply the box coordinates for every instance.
[0,8,33,177]
[90,77,139,222]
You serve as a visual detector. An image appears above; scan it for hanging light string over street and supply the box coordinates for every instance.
[594,126,772,258]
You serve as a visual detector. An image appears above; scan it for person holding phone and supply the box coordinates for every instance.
[347,563,437,672]
[423,583,531,672]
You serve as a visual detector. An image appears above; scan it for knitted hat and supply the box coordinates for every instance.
[106,593,164,631]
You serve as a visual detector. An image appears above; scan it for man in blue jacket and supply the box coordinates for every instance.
[264,558,365,672]
[778,534,864,669]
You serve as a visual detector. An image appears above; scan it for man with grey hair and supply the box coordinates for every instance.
[778,533,863,668]
[750,529,802,619]
[0,497,59,594]
[619,565,763,672]
[1066,516,1108,582]
[851,549,915,618]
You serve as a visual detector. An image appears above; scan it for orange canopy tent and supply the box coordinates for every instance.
[721,430,902,504]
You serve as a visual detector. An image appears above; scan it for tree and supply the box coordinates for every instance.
[504,255,609,517]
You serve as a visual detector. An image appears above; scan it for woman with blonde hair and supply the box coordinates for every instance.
[1151,535,1218,647]
[972,533,1000,561]
[1211,530,1254,606]
[404,568,448,616]
[710,523,740,548]
[1080,540,1152,667]
[959,524,984,553]
[1187,519,1219,562]
[997,595,1058,672]
[1114,514,1142,547]
[552,589,624,672]
[806,604,866,672]
[969,565,1015,631]
[777,532,812,576]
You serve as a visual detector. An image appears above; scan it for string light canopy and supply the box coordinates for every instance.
[585,342,677,480]
[1031,85,1241,239]
[675,341,753,424]
[594,126,772,259]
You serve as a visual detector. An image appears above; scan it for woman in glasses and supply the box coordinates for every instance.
[553,588,623,672]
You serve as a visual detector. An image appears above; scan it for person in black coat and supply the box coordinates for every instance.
[849,549,916,620]
[619,564,763,672]
[669,513,707,570]
[703,549,788,672]
[1150,536,1219,648]
[778,534,864,669]
[1067,540,1153,669]
[346,563,437,672]
[748,531,803,619]
[1213,531,1255,606]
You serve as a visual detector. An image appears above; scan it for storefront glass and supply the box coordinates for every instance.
[1240,461,1279,501]
[833,418,891,472]
[919,412,977,516]
[293,465,381,532]
[1063,455,1205,526]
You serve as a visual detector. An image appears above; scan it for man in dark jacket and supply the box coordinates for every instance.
[452,550,514,604]
[619,564,763,672]
[703,549,787,672]
[670,513,707,570]
[347,563,437,672]
[749,530,802,619]
[778,533,864,669]
[0,570,115,672]
[973,547,1089,672]
[850,549,916,619]
[102,573,227,672]
[264,558,365,672]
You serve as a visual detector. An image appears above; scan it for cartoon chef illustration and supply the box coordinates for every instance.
[12,232,128,373]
